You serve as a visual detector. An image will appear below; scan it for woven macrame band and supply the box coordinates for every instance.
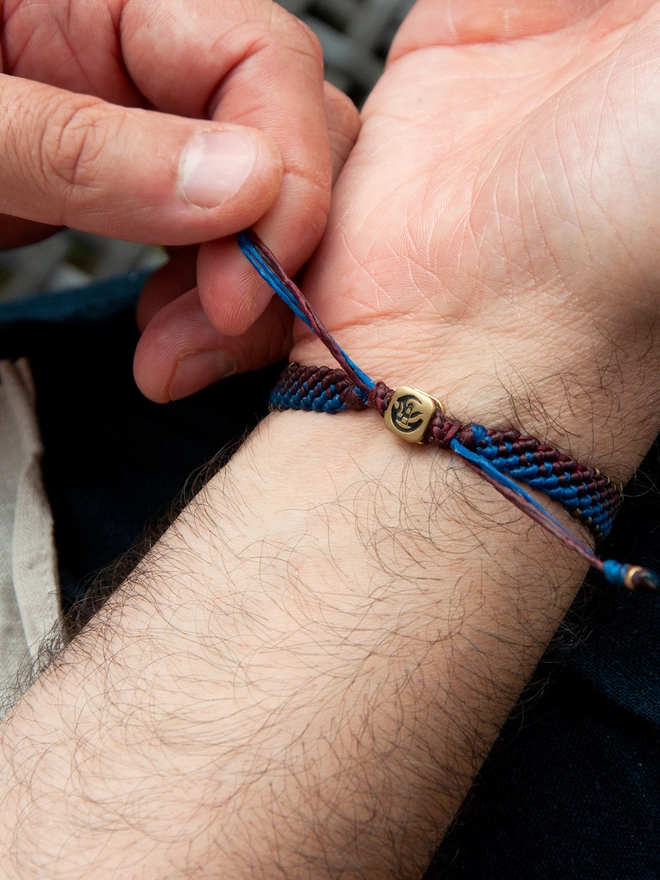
[237,229,658,593]
[270,363,623,542]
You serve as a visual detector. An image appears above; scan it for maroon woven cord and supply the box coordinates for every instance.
[241,226,660,588]
[243,229,372,392]
[276,362,623,541]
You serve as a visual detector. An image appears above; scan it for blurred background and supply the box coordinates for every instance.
[0,0,413,302]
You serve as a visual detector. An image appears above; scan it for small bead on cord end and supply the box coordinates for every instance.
[238,228,660,595]
[602,561,660,593]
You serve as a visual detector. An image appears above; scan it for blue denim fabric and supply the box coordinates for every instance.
[1,275,659,877]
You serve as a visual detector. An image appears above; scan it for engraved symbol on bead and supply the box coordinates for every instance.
[392,395,425,433]
[384,387,440,444]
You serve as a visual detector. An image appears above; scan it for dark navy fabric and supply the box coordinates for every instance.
[0,271,153,326]
[0,276,283,609]
[1,275,659,877]
[426,445,660,879]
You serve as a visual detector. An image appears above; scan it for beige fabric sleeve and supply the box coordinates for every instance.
[0,359,60,692]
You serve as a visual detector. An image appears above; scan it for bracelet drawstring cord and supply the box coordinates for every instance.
[238,229,374,392]
[237,230,659,594]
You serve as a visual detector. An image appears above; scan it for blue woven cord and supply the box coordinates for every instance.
[237,232,375,390]
[237,231,658,593]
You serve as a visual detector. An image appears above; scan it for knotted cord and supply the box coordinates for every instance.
[237,230,659,593]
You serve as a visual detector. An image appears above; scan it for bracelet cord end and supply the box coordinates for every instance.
[603,561,660,593]
[238,228,660,594]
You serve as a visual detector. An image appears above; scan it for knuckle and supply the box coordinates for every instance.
[40,96,115,195]
[270,6,323,65]
[324,82,360,136]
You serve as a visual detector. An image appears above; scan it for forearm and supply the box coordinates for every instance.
[0,377,641,878]
[4,1,660,875]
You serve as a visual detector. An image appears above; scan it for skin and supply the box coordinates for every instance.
[3,0,660,877]
[295,0,660,452]
[136,0,660,452]
[0,0,359,367]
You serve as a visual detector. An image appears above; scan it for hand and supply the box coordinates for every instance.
[288,0,660,474]
[4,4,660,878]
[146,0,660,467]
[0,0,358,382]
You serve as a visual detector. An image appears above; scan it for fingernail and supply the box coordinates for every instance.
[181,131,258,208]
[169,350,236,401]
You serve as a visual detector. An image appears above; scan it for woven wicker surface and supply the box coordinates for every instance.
[0,0,410,301]
[280,0,412,103]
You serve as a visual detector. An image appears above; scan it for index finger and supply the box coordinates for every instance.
[122,0,333,335]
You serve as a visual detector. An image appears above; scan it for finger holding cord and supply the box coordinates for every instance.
[135,80,360,399]
[0,0,342,263]
[119,0,349,339]
[0,74,283,244]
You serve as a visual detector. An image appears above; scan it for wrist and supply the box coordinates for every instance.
[290,307,660,485]
[219,407,589,608]
[241,229,659,587]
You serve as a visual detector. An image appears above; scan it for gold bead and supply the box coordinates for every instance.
[624,565,645,591]
[384,387,443,444]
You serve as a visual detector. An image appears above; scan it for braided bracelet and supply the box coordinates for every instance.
[237,229,659,594]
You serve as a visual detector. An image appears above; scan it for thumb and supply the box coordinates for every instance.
[0,75,283,245]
